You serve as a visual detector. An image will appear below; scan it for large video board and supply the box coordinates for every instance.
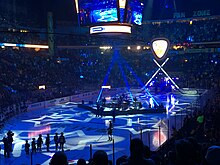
[126,0,144,25]
[76,0,144,26]
[78,0,118,26]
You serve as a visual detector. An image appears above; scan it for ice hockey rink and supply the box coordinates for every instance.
[0,89,205,165]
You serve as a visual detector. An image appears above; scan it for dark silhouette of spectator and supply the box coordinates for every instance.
[54,133,59,151]
[107,120,113,141]
[93,150,109,165]
[205,145,220,165]
[50,151,68,165]
[77,158,87,165]
[139,102,142,109]
[96,103,100,117]
[37,134,43,152]
[100,106,104,118]
[59,132,66,151]
[102,97,106,106]
[174,138,197,165]
[186,137,202,165]
[45,134,50,152]
[25,140,30,155]
[122,138,156,165]
[112,108,116,123]
[7,130,14,152]
[166,151,176,165]
[143,145,151,159]
[116,155,128,165]
[3,136,10,157]
[31,138,36,153]
[150,153,162,165]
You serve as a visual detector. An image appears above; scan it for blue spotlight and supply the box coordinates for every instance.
[96,51,117,102]
[118,58,134,102]
[120,57,159,106]
[97,88,104,103]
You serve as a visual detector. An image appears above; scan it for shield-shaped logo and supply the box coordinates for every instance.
[151,38,170,59]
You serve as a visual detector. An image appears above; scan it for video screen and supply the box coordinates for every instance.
[126,0,144,25]
[78,0,119,25]
[120,8,126,22]
[91,8,118,23]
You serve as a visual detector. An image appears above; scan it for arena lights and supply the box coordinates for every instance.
[173,45,184,50]
[99,46,112,50]
[101,85,111,89]
[0,42,49,49]
[105,96,111,100]
[39,85,46,90]
[126,46,150,51]
[3,43,17,47]
[143,46,150,50]
[90,24,131,34]
[136,46,141,50]
[22,44,49,49]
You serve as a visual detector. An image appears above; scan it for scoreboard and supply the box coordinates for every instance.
[75,0,144,26]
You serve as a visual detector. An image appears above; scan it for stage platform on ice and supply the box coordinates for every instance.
[77,87,204,116]
[78,103,166,116]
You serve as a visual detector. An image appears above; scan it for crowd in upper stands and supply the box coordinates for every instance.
[132,17,220,43]
[147,18,220,43]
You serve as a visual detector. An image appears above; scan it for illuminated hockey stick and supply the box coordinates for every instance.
[153,59,180,89]
[143,58,169,89]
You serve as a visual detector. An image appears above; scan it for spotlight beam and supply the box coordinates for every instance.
[97,53,117,102]
[118,58,134,102]
[120,56,159,106]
